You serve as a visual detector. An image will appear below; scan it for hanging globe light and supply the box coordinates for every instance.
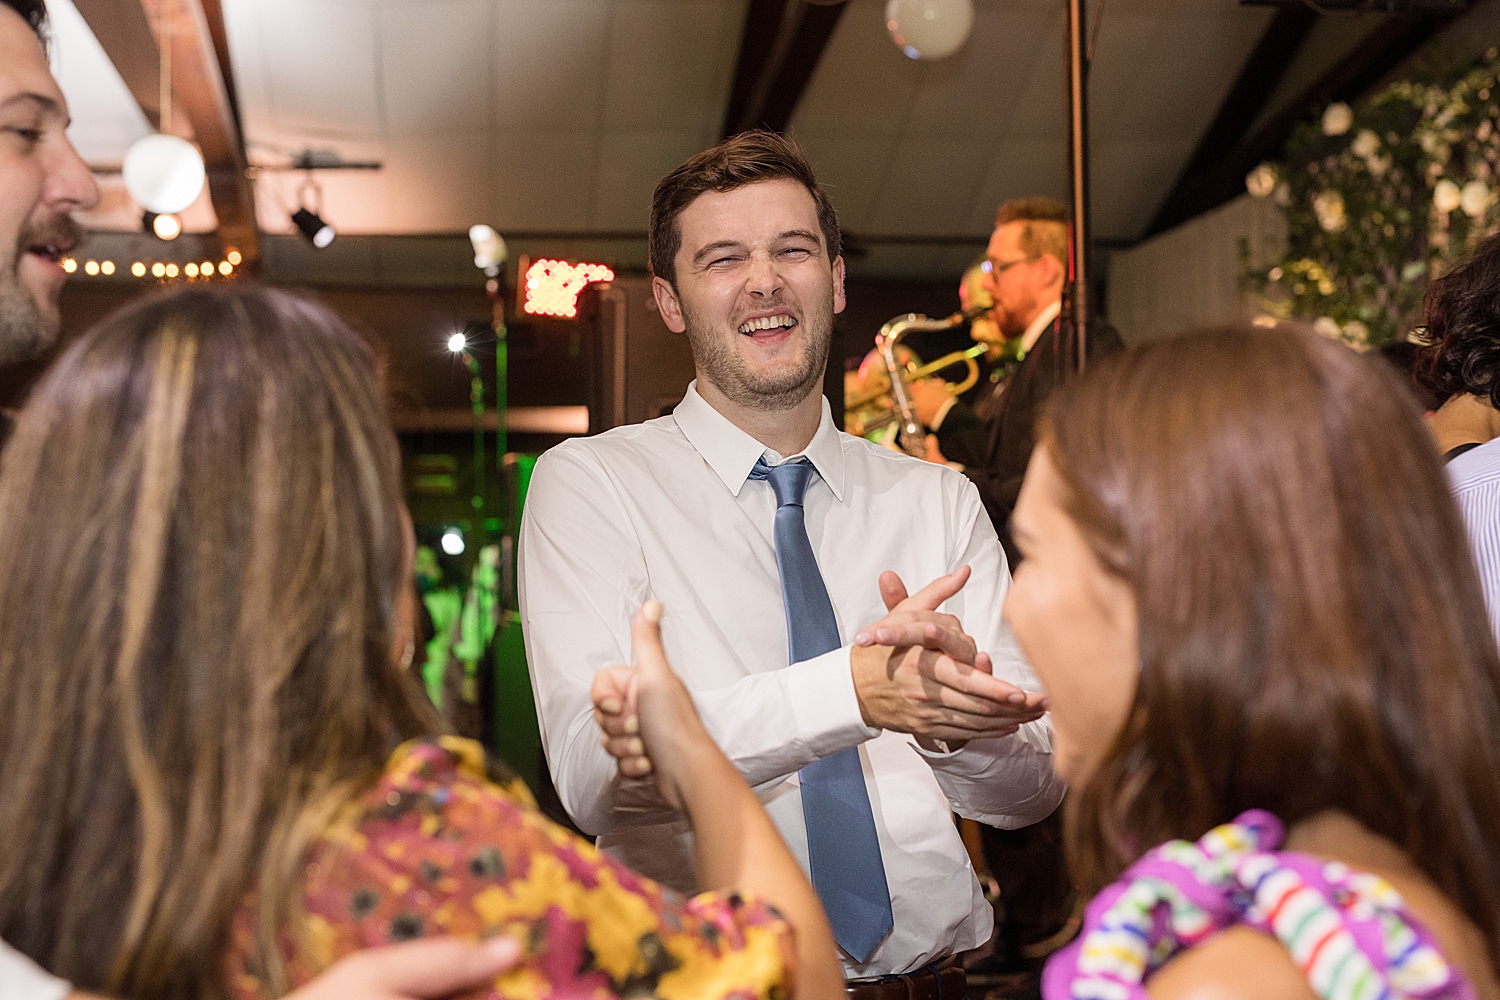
[123,133,205,216]
[885,0,973,61]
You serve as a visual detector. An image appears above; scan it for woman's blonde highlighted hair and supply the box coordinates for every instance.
[0,286,437,998]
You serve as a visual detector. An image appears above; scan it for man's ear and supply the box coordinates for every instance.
[652,276,687,333]
[832,255,847,316]
[1041,253,1066,292]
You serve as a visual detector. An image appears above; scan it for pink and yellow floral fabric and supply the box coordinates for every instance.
[228,737,795,1000]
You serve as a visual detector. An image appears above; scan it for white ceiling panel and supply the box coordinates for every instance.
[591,128,706,230]
[490,131,598,230]
[866,139,993,235]
[600,0,744,135]
[244,0,383,137]
[380,0,495,137]
[382,132,494,232]
[1091,138,1194,239]
[492,0,611,134]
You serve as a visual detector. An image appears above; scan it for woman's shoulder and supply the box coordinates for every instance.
[1147,927,1316,1000]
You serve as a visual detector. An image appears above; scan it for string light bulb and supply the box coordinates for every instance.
[61,258,77,273]
[184,263,199,277]
[151,262,165,277]
[83,260,99,276]
[100,261,115,275]
[218,260,232,276]
[164,263,179,277]
[131,262,146,277]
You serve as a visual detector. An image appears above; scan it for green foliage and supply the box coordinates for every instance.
[1244,47,1500,347]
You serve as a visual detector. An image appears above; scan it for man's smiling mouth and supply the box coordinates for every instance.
[738,314,797,335]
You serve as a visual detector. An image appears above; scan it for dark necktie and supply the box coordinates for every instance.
[749,457,894,962]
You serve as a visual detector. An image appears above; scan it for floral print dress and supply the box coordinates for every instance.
[227,737,795,1000]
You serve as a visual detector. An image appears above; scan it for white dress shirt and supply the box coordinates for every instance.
[0,941,68,1000]
[1449,436,1500,638]
[519,381,1064,975]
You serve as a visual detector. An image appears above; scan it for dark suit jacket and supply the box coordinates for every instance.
[962,315,1123,564]
[934,385,1001,470]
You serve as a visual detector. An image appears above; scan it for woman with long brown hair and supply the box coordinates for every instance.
[0,286,841,1000]
[1000,326,1500,998]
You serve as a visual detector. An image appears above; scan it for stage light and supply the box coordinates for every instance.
[165,263,179,278]
[469,224,507,275]
[61,258,77,273]
[447,332,468,354]
[226,249,242,266]
[83,260,99,276]
[523,259,615,318]
[218,260,232,276]
[185,263,199,277]
[151,262,166,277]
[147,211,182,240]
[291,207,335,248]
[131,262,147,277]
[440,528,465,556]
[885,0,973,61]
[100,261,115,275]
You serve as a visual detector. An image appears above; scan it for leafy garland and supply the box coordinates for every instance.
[1243,46,1500,347]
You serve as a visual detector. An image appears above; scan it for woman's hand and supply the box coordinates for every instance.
[591,601,713,809]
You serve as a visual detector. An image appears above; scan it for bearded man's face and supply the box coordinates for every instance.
[0,7,98,366]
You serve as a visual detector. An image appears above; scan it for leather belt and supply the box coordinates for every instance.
[845,966,966,1000]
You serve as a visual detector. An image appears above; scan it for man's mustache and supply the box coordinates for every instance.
[17,213,84,255]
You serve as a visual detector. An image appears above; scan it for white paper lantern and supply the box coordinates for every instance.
[885,0,973,61]
[123,134,205,215]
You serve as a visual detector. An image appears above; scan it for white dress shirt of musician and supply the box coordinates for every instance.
[519,133,1064,976]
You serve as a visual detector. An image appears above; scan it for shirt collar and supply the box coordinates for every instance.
[673,380,846,501]
[1020,299,1062,354]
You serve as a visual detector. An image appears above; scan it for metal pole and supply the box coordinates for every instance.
[1066,0,1090,375]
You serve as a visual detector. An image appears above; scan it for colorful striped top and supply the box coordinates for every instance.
[1042,810,1473,1000]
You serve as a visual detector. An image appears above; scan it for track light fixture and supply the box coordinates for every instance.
[292,175,336,248]
[291,207,335,248]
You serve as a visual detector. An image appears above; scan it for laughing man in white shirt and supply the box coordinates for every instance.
[519,131,1064,982]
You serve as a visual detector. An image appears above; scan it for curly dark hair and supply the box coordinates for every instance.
[2,0,48,41]
[1417,229,1500,408]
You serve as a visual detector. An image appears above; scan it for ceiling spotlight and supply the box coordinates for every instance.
[447,332,468,354]
[144,211,181,240]
[292,207,335,248]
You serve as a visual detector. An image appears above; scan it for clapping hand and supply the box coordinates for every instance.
[849,567,1046,744]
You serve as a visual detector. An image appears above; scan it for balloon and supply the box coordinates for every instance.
[885,0,973,61]
[123,133,206,215]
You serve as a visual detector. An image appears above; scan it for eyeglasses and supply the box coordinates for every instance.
[982,255,1037,277]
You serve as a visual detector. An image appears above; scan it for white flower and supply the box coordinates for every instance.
[1245,163,1277,198]
[1435,178,1462,213]
[1368,155,1391,179]
[1351,129,1380,158]
[1313,317,1343,339]
[1341,320,1370,345]
[1313,190,1347,232]
[1462,179,1490,218]
[1322,102,1353,136]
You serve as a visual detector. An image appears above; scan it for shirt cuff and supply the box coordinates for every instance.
[929,397,959,431]
[0,941,70,1000]
[786,645,880,757]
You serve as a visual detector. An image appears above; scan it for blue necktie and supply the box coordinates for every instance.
[750,457,894,962]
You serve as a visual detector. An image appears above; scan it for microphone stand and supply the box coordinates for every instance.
[1066,0,1091,375]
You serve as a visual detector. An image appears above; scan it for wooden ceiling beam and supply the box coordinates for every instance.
[721,0,847,139]
[70,0,259,266]
[1146,8,1458,237]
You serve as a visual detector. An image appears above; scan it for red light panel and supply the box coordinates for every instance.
[523,259,616,318]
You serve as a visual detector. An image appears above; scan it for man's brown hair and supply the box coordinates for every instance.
[996,196,1068,268]
[0,286,438,998]
[1041,325,1500,972]
[649,129,840,286]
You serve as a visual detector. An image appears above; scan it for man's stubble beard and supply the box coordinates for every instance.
[0,269,53,367]
[0,212,80,367]
[683,297,833,412]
